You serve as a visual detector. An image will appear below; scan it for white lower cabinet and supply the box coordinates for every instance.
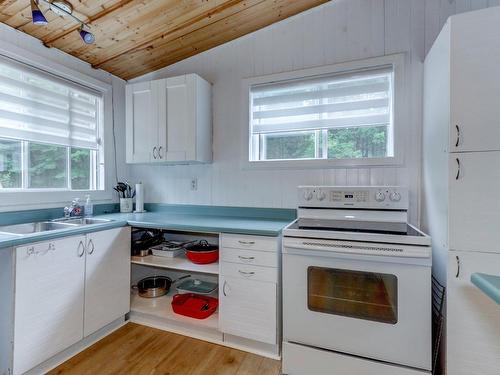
[84,228,131,337]
[447,250,500,375]
[13,236,86,375]
[219,275,277,344]
[219,234,280,348]
[13,227,131,375]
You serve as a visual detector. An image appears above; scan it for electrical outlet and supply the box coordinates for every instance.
[190,178,198,191]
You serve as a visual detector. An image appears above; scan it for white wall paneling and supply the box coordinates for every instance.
[126,0,497,225]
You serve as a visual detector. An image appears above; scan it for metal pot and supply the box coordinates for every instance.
[132,275,190,298]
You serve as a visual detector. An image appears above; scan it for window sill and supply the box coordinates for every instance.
[241,156,403,170]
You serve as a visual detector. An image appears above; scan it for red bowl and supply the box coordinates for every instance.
[185,249,219,264]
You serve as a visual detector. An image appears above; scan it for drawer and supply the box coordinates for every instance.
[221,233,279,252]
[221,261,278,283]
[221,248,278,268]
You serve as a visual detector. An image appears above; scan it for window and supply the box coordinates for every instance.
[248,62,398,164]
[0,57,104,190]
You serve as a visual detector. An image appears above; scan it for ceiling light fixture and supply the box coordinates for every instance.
[30,0,48,25]
[79,26,95,45]
[31,0,96,44]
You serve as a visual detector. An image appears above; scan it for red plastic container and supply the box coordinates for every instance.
[185,249,219,264]
[171,293,218,319]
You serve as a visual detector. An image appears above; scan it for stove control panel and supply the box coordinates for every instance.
[298,186,408,210]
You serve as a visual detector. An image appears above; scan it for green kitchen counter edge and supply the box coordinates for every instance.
[0,203,296,249]
[471,273,500,305]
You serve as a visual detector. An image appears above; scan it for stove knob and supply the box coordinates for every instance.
[303,190,313,201]
[390,192,401,202]
[316,190,326,201]
[375,191,386,202]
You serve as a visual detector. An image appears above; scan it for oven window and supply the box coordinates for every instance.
[307,267,398,324]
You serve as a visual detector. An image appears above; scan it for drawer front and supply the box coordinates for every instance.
[219,275,277,345]
[221,248,278,268]
[221,233,279,252]
[221,261,277,283]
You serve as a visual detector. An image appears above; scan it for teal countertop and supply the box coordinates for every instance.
[471,273,500,305]
[0,204,296,249]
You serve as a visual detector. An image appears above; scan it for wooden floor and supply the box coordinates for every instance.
[48,323,282,375]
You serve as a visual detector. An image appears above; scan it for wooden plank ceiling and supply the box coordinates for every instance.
[0,0,329,80]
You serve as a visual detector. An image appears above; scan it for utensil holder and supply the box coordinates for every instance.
[120,198,133,213]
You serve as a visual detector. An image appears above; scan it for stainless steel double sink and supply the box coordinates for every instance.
[0,217,112,236]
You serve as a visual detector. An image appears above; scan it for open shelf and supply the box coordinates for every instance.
[131,254,219,275]
[130,289,219,331]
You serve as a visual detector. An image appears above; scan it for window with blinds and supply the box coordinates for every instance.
[249,66,394,162]
[0,57,104,190]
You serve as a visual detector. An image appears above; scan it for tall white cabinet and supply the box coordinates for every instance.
[126,73,212,164]
[422,7,500,375]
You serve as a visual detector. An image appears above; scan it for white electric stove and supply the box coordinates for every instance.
[282,186,432,375]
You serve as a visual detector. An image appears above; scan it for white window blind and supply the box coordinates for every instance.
[250,66,393,135]
[0,57,102,150]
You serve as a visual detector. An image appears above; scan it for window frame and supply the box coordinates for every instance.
[0,41,114,209]
[242,53,408,169]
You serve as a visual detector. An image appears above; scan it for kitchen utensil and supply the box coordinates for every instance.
[176,278,218,295]
[136,248,150,257]
[184,240,219,264]
[131,229,164,256]
[150,240,194,258]
[171,293,218,319]
[133,275,190,298]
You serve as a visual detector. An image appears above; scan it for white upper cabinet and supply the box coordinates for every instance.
[126,73,212,164]
[449,8,500,152]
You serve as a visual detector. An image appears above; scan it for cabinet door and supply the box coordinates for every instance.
[84,227,131,337]
[13,236,86,375]
[126,81,157,163]
[165,75,196,162]
[447,251,500,375]
[450,9,500,152]
[219,275,276,344]
[449,151,500,253]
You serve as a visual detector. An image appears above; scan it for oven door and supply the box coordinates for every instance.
[283,238,431,371]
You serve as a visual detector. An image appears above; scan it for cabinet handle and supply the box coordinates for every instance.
[77,241,85,257]
[456,255,460,278]
[238,255,255,262]
[39,242,56,255]
[455,158,460,180]
[26,246,35,257]
[223,280,228,296]
[158,146,163,159]
[238,240,255,245]
[87,239,95,255]
[238,270,255,277]
[152,146,157,159]
[455,125,460,147]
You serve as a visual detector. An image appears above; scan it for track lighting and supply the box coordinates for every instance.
[30,0,96,44]
[79,26,95,45]
[30,0,48,25]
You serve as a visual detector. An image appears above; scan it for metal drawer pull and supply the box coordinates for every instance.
[238,270,255,277]
[223,281,228,296]
[455,125,460,147]
[77,241,85,258]
[238,240,255,245]
[158,146,163,159]
[456,255,460,278]
[238,255,255,261]
[455,158,460,180]
[153,146,157,159]
[87,239,95,255]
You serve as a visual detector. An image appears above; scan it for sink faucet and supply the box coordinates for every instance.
[64,199,82,218]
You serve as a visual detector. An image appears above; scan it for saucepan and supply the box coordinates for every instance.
[132,275,190,298]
